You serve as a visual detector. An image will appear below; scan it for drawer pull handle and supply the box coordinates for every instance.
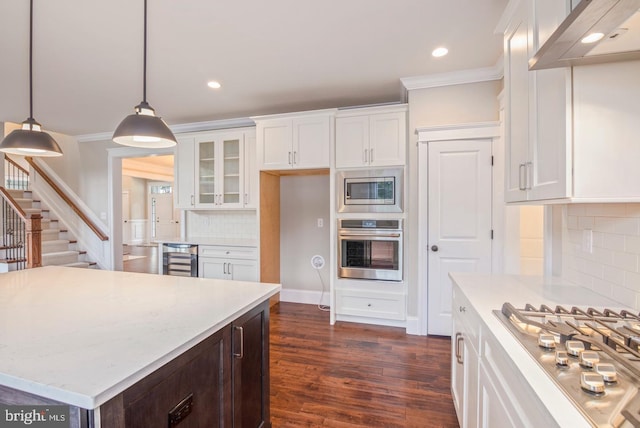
[168,393,194,427]
[233,326,244,359]
[455,333,464,365]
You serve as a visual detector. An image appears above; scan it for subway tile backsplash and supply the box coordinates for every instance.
[186,211,257,240]
[562,203,640,309]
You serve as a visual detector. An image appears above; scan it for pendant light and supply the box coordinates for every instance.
[112,0,176,148]
[0,0,63,157]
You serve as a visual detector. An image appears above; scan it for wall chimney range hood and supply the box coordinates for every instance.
[529,0,640,70]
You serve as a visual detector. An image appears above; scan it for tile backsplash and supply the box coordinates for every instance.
[186,211,257,240]
[562,203,640,309]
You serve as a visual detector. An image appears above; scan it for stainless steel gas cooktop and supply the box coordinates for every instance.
[495,303,640,428]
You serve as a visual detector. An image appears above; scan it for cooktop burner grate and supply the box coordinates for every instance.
[496,302,640,428]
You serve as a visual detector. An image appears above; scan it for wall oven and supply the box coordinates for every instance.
[338,219,402,281]
[337,168,403,213]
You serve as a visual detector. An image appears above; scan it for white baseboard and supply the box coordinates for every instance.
[405,316,421,335]
[335,314,406,329]
[279,288,330,307]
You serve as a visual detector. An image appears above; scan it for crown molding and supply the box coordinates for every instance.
[76,117,256,143]
[401,60,503,91]
[416,121,501,142]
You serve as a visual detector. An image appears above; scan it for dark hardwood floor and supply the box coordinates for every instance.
[270,302,459,428]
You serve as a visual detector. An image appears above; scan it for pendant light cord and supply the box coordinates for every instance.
[142,0,147,104]
[29,0,34,122]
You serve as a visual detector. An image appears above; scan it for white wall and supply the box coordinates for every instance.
[561,203,640,308]
[122,175,148,219]
[407,80,502,317]
[280,175,330,297]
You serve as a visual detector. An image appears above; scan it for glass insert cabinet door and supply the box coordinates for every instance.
[222,138,240,204]
[195,133,244,207]
[198,140,216,204]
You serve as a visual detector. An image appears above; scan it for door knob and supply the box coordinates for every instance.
[431,245,439,252]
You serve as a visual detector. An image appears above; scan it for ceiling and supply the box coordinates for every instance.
[0,0,508,137]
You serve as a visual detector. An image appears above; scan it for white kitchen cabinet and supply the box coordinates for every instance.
[198,245,258,281]
[335,105,407,168]
[451,286,480,428]
[503,0,571,203]
[254,110,335,170]
[502,0,640,203]
[175,128,256,209]
[452,281,559,428]
[335,289,405,321]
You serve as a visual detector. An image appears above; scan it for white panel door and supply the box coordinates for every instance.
[427,139,492,336]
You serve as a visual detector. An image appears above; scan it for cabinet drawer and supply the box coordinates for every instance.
[199,246,257,260]
[336,290,405,320]
[453,286,481,351]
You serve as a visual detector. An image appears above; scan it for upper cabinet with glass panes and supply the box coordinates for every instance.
[175,128,257,210]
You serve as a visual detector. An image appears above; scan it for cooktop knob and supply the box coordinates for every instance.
[538,333,556,349]
[579,350,600,368]
[581,372,606,394]
[566,340,585,357]
[595,363,618,383]
[555,350,569,366]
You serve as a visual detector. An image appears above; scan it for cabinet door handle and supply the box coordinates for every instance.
[293,151,297,165]
[223,262,227,275]
[233,325,244,359]
[526,162,533,190]
[518,163,526,191]
[190,195,195,206]
[455,332,464,365]
[244,193,248,205]
[370,148,374,163]
[288,151,292,165]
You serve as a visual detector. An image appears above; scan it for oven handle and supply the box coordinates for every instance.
[339,232,401,238]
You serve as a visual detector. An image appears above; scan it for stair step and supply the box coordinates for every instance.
[42,229,61,241]
[61,262,91,269]
[41,219,59,230]
[42,240,71,253]
[42,250,79,266]
[5,189,26,199]
[13,198,33,209]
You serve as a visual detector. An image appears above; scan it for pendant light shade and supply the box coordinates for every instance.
[113,0,176,148]
[0,0,63,157]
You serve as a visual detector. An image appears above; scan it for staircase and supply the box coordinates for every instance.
[3,188,96,270]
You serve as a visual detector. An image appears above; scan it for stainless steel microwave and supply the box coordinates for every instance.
[337,168,403,213]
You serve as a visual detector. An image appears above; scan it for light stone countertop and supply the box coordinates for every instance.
[0,266,280,409]
[158,237,258,247]
[450,273,626,428]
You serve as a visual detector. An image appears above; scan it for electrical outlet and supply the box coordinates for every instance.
[317,218,323,228]
[582,229,593,253]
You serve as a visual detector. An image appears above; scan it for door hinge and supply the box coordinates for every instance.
[491,156,494,166]
[491,230,494,239]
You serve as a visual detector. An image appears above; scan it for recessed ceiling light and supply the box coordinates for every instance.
[432,47,448,58]
[207,81,221,89]
[581,32,604,44]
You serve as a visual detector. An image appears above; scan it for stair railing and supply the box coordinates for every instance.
[25,156,110,269]
[0,187,42,270]
[4,155,29,190]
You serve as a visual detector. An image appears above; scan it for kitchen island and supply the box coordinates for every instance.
[450,273,629,428]
[0,266,280,427]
